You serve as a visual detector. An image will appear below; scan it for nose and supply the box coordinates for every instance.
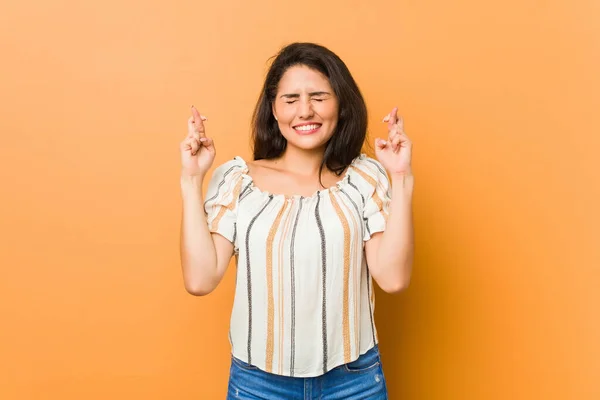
[298,98,314,119]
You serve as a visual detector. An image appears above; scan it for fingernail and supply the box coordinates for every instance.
[199,138,207,142]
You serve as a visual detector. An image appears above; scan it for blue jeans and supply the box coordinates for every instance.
[227,345,388,399]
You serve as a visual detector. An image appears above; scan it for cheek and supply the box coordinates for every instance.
[281,112,297,124]
[276,108,296,124]
[322,101,339,121]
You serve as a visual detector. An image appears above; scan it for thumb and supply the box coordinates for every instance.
[375,137,387,150]
[374,138,387,160]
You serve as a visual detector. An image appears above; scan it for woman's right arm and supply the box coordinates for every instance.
[179,106,234,296]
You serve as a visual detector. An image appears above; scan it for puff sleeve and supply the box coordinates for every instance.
[203,159,245,244]
[361,159,392,241]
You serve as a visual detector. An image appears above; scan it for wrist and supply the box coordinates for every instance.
[390,171,414,190]
[180,173,204,190]
[390,170,413,181]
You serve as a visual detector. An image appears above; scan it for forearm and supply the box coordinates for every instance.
[376,173,415,291]
[179,175,219,294]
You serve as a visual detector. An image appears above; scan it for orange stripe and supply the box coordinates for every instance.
[265,201,289,373]
[338,193,361,354]
[210,207,227,231]
[210,172,243,231]
[278,201,293,374]
[372,191,383,213]
[351,165,386,216]
[350,165,377,188]
[329,191,352,362]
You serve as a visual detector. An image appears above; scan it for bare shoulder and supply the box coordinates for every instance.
[246,158,285,177]
[246,158,298,195]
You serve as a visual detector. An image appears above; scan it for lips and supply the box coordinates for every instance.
[293,123,322,134]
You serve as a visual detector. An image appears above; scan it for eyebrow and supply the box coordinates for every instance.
[280,91,331,99]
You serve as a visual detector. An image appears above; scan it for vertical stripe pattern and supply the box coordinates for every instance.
[266,201,290,372]
[329,191,352,362]
[366,268,377,345]
[289,198,304,376]
[203,165,237,207]
[245,195,274,364]
[339,189,361,352]
[278,202,294,374]
[203,155,391,378]
[315,192,328,374]
[211,176,243,230]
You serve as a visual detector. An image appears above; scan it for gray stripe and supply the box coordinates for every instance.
[366,268,377,345]
[315,192,328,374]
[245,195,274,364]
[239,182,253,202]
[288,197,304,377]
[347,175,365,207]
[365,158,391,197]
[365,158,386,177]
[340,188,364,240]
[346,175,375,340]
[203,165,238,207]
[232,222,237,245]
[348,175,371,238]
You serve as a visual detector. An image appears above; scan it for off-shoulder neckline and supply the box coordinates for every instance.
[231,154,367,200]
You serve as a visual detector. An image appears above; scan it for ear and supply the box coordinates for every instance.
[272,103,278,121]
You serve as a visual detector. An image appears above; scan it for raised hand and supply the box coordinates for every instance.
[180,106,216,177]
[375,107,413,177]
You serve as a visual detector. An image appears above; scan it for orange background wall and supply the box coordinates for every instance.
[1,0,598,399]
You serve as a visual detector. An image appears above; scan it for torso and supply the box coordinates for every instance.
[204,154,390,377]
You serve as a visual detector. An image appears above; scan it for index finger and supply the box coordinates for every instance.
[397,115,404,131]
[191,106,207,137]
[387,107,399,129]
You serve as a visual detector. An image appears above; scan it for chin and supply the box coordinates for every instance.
[282,130,333,151]
[286,137,330,151]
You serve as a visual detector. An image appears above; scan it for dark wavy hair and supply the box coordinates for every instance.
[251,42,368,178]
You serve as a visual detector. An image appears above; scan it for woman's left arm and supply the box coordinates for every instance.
[365,173,414,293]
[365,107,415,294]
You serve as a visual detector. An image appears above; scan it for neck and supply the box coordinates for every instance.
[278,146,326,177]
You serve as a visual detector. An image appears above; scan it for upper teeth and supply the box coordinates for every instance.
[295,124,320,131]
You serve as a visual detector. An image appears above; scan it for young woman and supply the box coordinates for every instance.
[179,42,414,399]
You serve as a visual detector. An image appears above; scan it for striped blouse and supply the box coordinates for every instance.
[204,154,391,378]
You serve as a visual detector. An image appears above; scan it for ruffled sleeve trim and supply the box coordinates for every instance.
[348,156,392,241]
[203,158,247,243]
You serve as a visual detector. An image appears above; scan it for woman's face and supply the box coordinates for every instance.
[272,65,339,152]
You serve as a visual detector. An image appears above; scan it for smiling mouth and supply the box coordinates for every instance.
[293,124,322,134]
